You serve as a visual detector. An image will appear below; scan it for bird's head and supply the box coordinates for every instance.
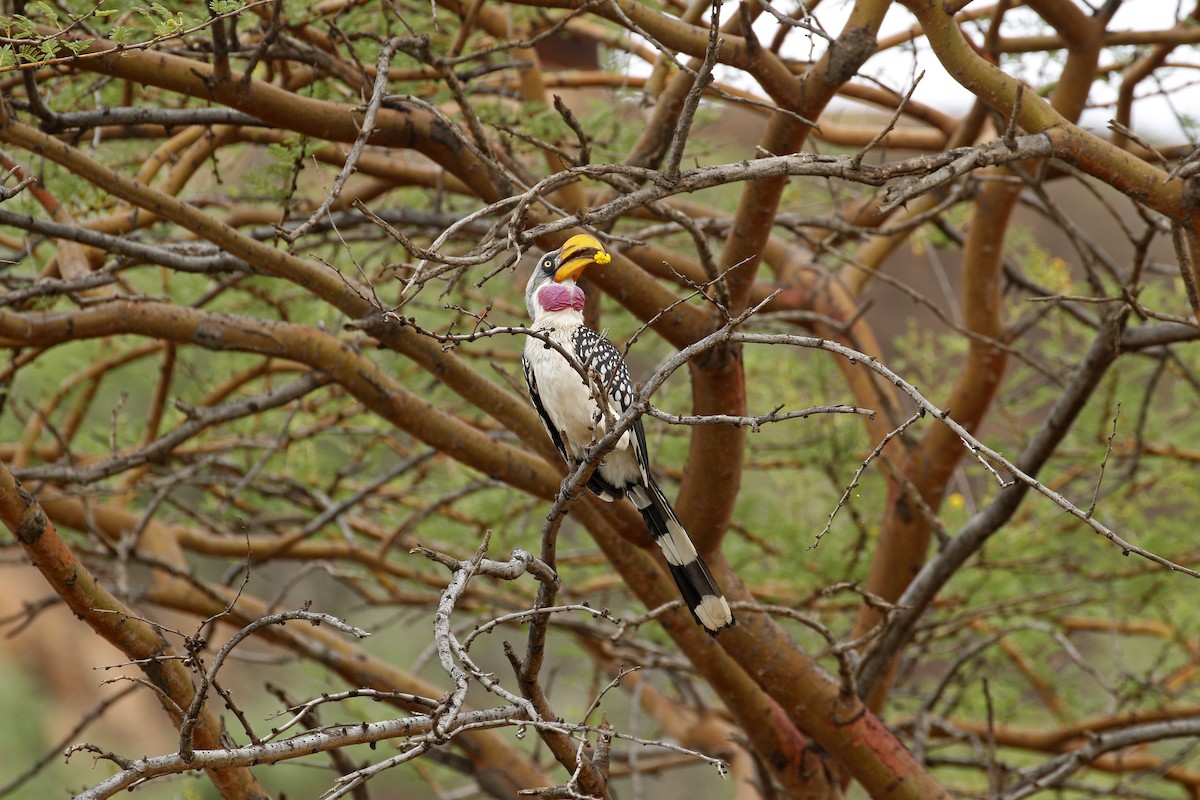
[525,234,611,319]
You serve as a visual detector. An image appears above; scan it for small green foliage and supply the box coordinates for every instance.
[209,0,245,15]
[30,1,60,24]
[265,138,310,174]
[108,24,135,44]
[3,14,40,39]
[135,3,188,37]
[61,38,93,54]
[1007,224,1074,294]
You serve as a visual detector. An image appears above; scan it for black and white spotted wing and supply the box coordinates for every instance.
[570,327,634,411]
[571,326,653,487]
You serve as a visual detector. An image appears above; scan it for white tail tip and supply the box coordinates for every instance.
[695,595,734,632]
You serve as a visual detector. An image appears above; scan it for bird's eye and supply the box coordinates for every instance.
[542,258,553,270]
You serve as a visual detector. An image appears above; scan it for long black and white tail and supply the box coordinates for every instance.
[628,478,735,634]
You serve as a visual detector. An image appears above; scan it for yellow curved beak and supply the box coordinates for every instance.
[553,233,611,283]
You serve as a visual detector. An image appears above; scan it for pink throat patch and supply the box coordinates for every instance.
[538,284,586,312]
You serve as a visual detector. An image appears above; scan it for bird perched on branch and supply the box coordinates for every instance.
[522,233,735,634]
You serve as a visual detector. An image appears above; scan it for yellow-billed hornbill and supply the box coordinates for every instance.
[522,234,735,634]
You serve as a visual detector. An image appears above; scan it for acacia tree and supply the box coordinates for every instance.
[1,0,1199,797]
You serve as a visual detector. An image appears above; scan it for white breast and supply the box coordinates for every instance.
[524,317,600,458]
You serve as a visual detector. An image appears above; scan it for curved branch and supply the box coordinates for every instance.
[898,0,1192,221]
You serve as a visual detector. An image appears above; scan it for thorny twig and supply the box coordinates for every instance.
[663,0,723,183]
[71,705,530,800]
[178,610,370,761]
[812,411,923,549]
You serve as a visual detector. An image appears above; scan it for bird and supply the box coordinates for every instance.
[521,233,735,634]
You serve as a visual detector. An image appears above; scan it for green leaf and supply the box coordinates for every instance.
[10,14,39,39]
[109,24,134,44]
[30,1,59,23]
[210,0,245,14]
